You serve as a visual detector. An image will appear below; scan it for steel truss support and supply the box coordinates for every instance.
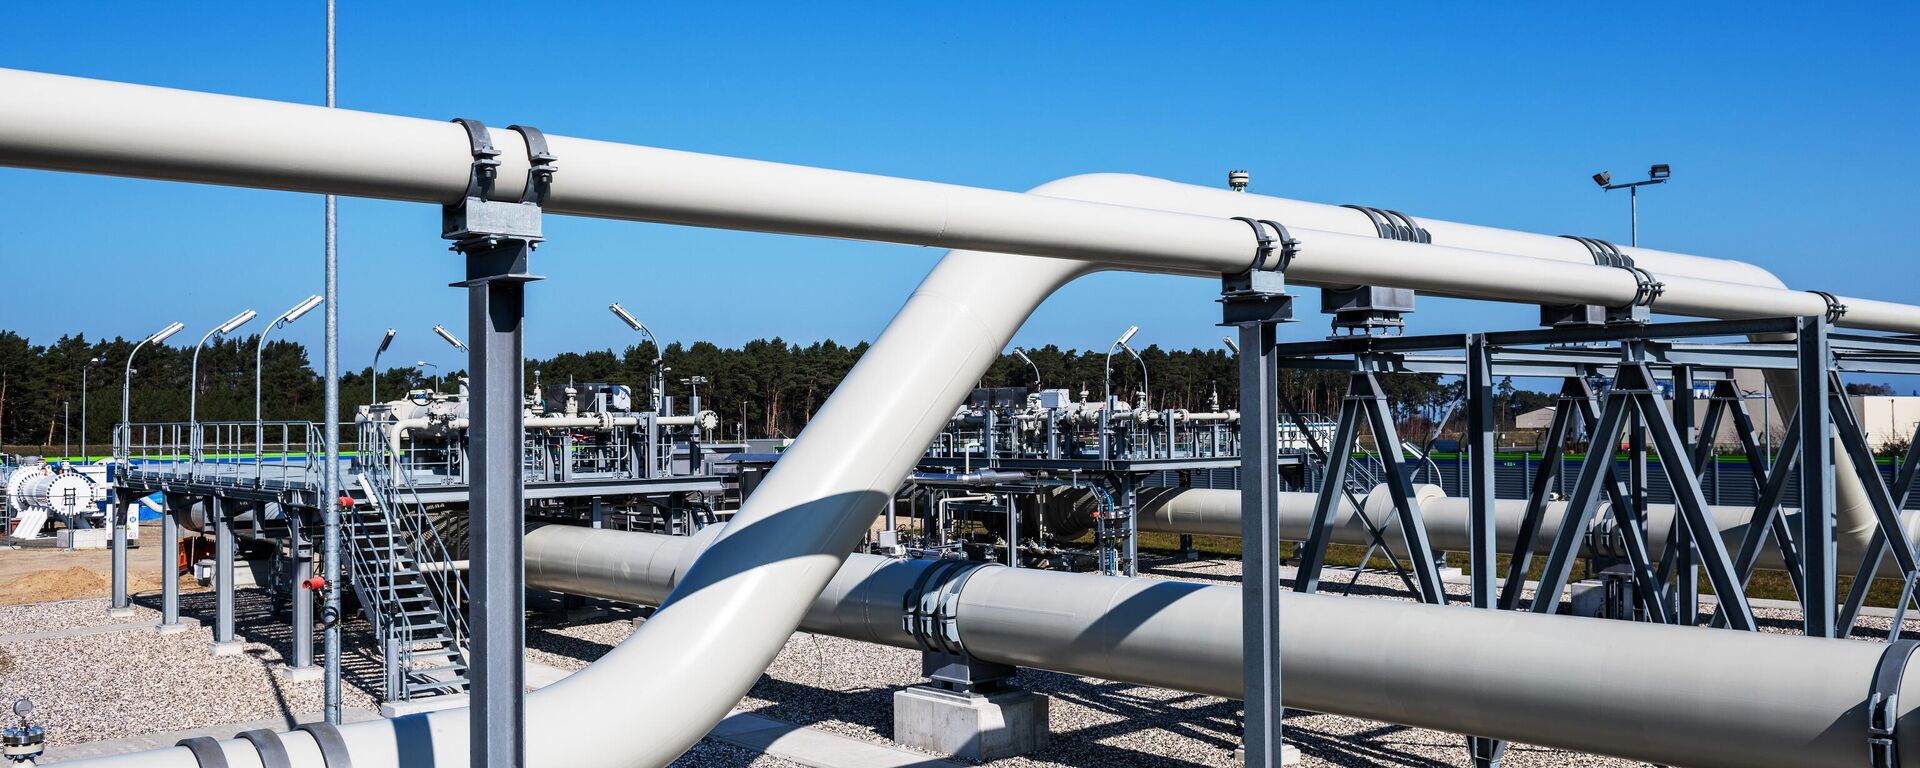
[1293,368,1449,605]
[1832,378,1920,636]
[1532,362,1758,631]
[1498,376,1607,609]
[1276,388,1419,595]
[1711,380,1807,605]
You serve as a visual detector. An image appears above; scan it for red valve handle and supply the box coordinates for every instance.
[301,576,327,591]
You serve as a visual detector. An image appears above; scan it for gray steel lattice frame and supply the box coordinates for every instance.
[1273,315,1920,641]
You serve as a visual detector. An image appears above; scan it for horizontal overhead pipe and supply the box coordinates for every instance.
[523,524,1920,768]
[5,69,1920,331]
[11,70,1914,768]
[1124,485,1919,577]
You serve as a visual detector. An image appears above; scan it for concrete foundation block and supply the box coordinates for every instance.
[381,693,469,718]
[209,640,246,657]
[1234,741,1302,766]
[104,606,136,619]
[893,685,1049,761]
[276,664,325,682]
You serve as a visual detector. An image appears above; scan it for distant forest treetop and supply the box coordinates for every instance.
[3,329,1498,454]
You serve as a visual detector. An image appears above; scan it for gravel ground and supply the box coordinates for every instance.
[8,553,1918,766]
[0,597,160,637]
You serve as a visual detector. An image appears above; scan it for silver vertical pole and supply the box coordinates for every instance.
[321,0,345,725]
[290,508,315,670]
[214,496,236,648]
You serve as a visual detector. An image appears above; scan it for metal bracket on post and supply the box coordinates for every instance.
[1219,220,1295,768]
[443,117,553,768]
[1543,236,1663,326]
[902,561,1013,694]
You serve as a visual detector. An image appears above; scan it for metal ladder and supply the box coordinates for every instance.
[345,471,470,701]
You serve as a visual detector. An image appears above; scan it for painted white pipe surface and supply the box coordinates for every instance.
[5,69,1920,331]
[522,524,1920,768]
[1131,486,1919,577]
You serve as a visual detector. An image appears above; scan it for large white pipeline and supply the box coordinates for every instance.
[522,524,1920,768]
[1128,485,1919,577]
[9,69,1917,768]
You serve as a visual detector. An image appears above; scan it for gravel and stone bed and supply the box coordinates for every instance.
[7,552,1918,766]
[0,597,159,637]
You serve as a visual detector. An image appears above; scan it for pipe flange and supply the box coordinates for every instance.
[294,721,354,768]
[174,736,230,768]
[1869,638,1920,768]
[1808,290,1848,324]
[237,729,293,768]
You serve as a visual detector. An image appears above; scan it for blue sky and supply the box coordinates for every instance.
[2,2,1916,372]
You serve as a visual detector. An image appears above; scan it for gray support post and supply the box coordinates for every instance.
[1462,335,1505,767]
[1464,334,1496,608]
[1219,226,1294,768]
[158,494,182,631]
[213,496,239,653]
[1228,284,1288,768]
[1670,365,1699,624]
[289,508,315,671]
[1122,477,1139,577]
[463,237,533,768]
[444,117,551,768]
[108,499,132,617]
[1797,314,1836,638]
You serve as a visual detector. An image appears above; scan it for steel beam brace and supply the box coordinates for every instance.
[1533,387,1671,623]
[1798,315,1839,637]
[1462,333,1506,765]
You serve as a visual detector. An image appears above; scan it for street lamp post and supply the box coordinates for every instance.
[609,303,665,413]
[1012,347,1042,389]
[189,309,258,478]
[255,296,323,462]
[417,361,441,393]
[424,324,466,394]
[371,328,396,405]
[115,320,183,618]
[1591,164,1671,247]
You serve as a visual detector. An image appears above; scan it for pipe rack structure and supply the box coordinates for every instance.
[7,67,1920,768]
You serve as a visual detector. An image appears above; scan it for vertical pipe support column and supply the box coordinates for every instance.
[443,117,552,768]
[108,498,131,617]
[1669,365,1699,623]
[157,494,182,631]
[213,496,239,653]
[1219,224,1294,767]
[289,507,315,671]
[1464,333,1496,607]
[1798,314,1837,637]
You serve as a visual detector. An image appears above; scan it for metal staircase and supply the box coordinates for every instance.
[345,428,471,702]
